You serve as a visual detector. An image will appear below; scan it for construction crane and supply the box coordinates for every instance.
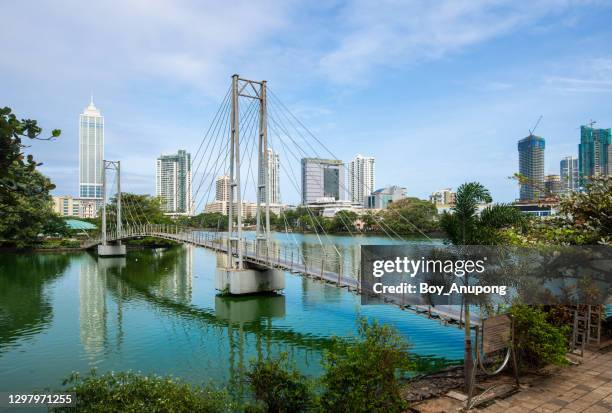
[529,115,543,136]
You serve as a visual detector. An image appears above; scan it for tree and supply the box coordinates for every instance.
[0,165,59,247]
[439,182,524,392]
[382,197,438,234]
[502,176,612,246]
[319,318,412,413]
[245,354,313,413]
[0,106,60,196]
[330,210,359,232]
[105,193,172,228]
[0,107,62,247]
[190,212,228,230]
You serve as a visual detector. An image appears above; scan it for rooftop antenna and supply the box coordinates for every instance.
[588,119,596,129]
[529,115,543,136]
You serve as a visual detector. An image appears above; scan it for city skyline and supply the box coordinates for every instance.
[4,2,612,203]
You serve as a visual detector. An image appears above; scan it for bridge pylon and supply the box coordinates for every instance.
[98,159,126,257]
[216,74,284,295]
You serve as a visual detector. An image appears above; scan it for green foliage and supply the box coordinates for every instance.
[106,193,172,227]
[39,239,80,249]
[509,304,570,370]
[0,106,60,195]
[54,370,233,413]
[319,318,412,413]
[505,176,612,246]
[245,354,313,413]
[124,236,179,248]
[381,197,439,233]
[440,182,525,245]
[328,210,359,233]
[0,107,62,248]
[0,166,58,248]
[190,212,228,230]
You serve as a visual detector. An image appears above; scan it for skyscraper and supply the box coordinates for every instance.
[560,156,579,193]
[518,135,545,201]
[301,158,344,205]
[79,98,104,200]
[216,175,231,202]
[156,150,192,215]
[258,149,280,204]
[579,125,611,181]
[348,154,375,206]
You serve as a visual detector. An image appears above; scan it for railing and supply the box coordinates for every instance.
[85,224,358,290]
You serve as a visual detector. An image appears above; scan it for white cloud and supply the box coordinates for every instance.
[317,0,591,84]
[544,58,612,92]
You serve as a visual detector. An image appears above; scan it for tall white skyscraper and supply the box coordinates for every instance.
[79,98,104,200]
[348,154,375,206]
[258,148,280,204]
[156,150,192,215]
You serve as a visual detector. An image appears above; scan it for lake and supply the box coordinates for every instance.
[0,232,465,405]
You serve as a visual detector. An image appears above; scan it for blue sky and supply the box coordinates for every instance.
[3,0,612,205]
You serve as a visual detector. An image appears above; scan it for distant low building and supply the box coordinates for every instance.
[429,188,456,207]
[52,195,100,218]
[513,199,559,217]
[306,197,362,218]
[204,201,285,218]
[367,185,407,209]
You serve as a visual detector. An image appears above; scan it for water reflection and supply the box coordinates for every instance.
[215,294,286,398]
[0,253,70,354]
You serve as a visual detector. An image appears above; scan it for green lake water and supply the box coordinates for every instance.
[0,232,466,406]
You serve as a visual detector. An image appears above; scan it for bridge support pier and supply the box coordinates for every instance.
[216,258,284,295]
[97,244,126,257]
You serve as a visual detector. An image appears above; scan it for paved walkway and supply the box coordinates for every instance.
[479,350,612,413]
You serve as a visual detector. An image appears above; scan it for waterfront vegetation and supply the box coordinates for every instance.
[184,197,440,235]
[56,318,412,413]
[54,371,234,413]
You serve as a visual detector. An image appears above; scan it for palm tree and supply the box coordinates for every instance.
[440,182,524,393]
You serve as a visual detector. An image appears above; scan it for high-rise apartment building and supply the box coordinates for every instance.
[579,125,611,181]
[518,135,545,201]
[216,175,231,202]
[560,156,579,193]
[156,150,192,215]
[301,158,344,205]
[258,149,280,204]
[348,154,375,206]
[79,98,104,201]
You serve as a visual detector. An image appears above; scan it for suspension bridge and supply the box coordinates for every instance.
[89,74,477,326]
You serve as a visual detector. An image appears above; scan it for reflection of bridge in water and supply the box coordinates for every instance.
[87,247,457,392]
[85,225,480,327]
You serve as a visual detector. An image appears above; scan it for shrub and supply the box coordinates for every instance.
[319,317,412,413]
[53,370,233,413]
[510,304,570,370]
[245,354,313,413]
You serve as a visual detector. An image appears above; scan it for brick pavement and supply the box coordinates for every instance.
[479,350,612,413]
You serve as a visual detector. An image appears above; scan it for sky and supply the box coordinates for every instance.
[3,0,612,206]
